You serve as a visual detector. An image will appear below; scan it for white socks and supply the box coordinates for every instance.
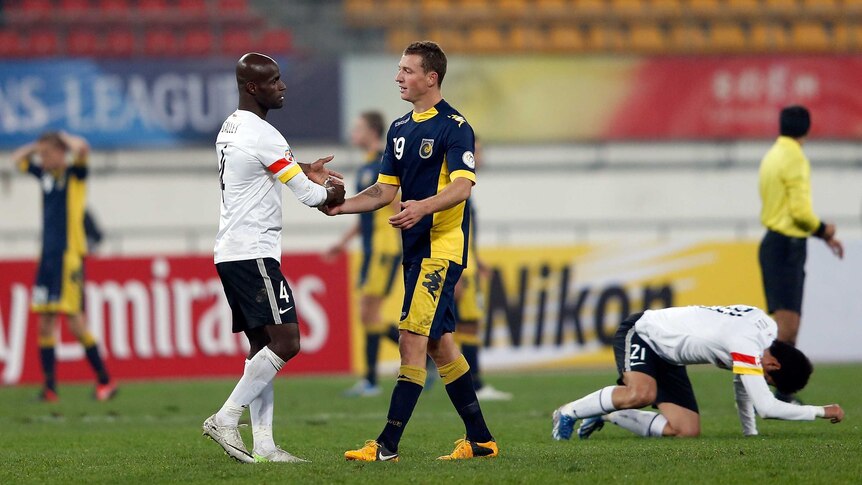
[215,347,285,427]
[249,361,276,453]
[560,386,617,419]
[607,409,668,437]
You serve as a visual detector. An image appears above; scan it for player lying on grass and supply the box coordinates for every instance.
[552,305,844,440]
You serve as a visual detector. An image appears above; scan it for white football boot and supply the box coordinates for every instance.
[202,414,255,463]
[253,446,310,463]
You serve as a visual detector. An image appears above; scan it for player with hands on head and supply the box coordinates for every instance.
[202,52,342,464]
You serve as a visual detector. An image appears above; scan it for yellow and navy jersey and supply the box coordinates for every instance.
[19,154,88,257]
[378,99,476,265]
[357,150,400,258]
[759,136,820,238]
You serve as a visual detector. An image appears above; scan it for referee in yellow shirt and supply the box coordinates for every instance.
[758,106,844,396]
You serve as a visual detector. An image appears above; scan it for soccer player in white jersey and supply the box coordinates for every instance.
[552,305,844,441]
[201,53,345,464]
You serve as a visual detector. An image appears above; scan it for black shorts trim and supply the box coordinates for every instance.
[613,312,699,413]
[216,257,298,333]
[759,230,806,314]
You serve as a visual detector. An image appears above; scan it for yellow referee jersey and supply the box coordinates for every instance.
[758,136,820,238]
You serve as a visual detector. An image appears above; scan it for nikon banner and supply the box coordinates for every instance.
[349,240,862,374]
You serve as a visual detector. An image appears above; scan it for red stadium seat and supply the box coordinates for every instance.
[98,0,133,20]
[19,0,54,21]
[259,29,293,54]
[216,0,249,14]
[180,29,215,56]
[29,31,61,57]
[67,29,101,56]
[144,29,178,56]
[0,30,26,58]
[103,30,136,57]
[178,0,209,18]
[139,0,170,20]
[61,0,92,17]
[221,29,255,56]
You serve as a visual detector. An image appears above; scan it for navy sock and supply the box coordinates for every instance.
[386,324,400,343]
[84,345,110,385]
[365,333,381,386]
[377,380,423,452]
[39,346,56,391]
[446,372,493,443]
[461,343,483,390]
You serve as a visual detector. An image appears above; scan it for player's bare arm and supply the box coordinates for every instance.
[10,142,37,164]
[57,131,90,158]
[389,177,472,230]
[321,182,399,216]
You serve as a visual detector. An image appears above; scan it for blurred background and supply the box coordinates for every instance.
[0,0,860,385]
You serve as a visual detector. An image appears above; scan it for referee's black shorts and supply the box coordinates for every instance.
[759,230,807,314]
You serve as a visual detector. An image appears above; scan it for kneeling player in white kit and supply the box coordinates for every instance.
[552,305,844,440]
[202,53,345,463]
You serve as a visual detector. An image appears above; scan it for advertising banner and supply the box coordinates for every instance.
[0,253,351,385]
[0,58,340,149]
[343,55,862,142]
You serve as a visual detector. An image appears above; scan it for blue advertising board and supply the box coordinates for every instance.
[0,58,340,148]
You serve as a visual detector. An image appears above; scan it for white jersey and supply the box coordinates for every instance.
[214,110,303,263]
[635,305,776,372]
[635,305,823,433]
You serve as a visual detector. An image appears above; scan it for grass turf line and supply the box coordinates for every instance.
[1,364,860,484]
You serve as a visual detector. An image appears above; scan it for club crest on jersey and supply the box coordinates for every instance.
[285,149,295,163]
[419,139,434,159]
[462,151,475,169]
[448,114,467,127]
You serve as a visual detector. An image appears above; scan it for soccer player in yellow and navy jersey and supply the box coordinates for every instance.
[758,106,843,401]
[453,138,511,401]
[323,41,497,462]
[11,132,116,402]
[328,111,402,397]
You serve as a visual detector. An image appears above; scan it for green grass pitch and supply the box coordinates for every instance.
[2,364,860,484]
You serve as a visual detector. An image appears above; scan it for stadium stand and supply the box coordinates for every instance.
[342,0,862,53]
[0,0,292,57]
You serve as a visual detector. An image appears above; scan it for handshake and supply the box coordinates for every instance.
[319,176,346,209]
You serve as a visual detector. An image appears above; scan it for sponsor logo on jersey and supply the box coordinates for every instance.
[394,117,409,127]
[448,114,467,127]
[419,138,434,159]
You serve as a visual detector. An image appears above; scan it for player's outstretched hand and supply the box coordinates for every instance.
[323,177,345,206]
[823,404,844,423]
[389,200,427,230]
[825,237,844,259]
[302,155,344,185]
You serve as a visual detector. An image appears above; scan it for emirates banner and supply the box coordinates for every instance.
[0,254,351,385]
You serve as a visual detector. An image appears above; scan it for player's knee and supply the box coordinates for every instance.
[670,424,700,438]
[625,386,657,408]
[269,336,300,362]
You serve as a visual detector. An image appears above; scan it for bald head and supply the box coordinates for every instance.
[235,52,286,117]
[236,52,278,86]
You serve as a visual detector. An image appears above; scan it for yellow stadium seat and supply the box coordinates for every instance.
[572,0,607,16]
[467,25,505,51]
[649,0,682,16]
[387,28,421,52]
[611,0,645,15]
[669,23,707,52]
[536,0,571,14]
[844,0,862,12]
[498,0,529,17]
[686,0,722,15]
[427,28,466,51]
[548,25,585,51]
[422,0,452,16]
[750,23,788,52]
[459,0,491,16]
[801,0,838,13]
[383,0,412,20]
[345,0,376,23]
[790,21,831,51]
[509,26,547,51]
[725,0,761,14]
[628,23,667,53]
[709,22,747,52]
[585,24,626,51]
[763,0,799,14]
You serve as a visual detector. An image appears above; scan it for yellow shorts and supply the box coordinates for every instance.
[399,258,463,339]
[359,251,401,298]
[31,251,84,314]
[455,270,482,323]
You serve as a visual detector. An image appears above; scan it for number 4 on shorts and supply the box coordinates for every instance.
[280,281,290,304]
